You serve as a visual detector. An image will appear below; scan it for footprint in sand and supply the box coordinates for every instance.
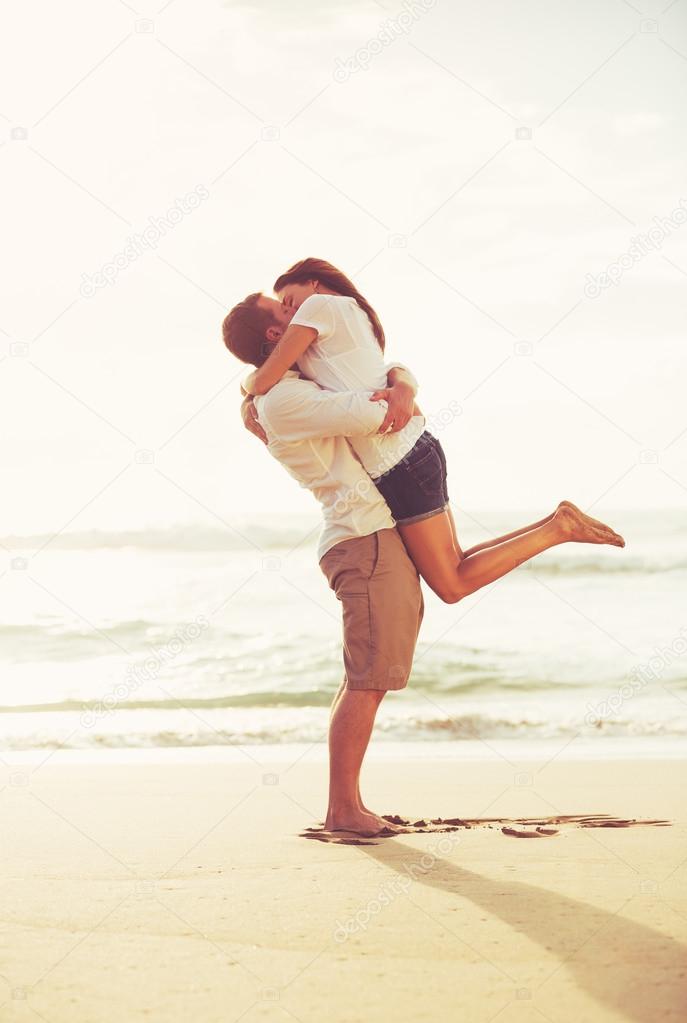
[501,826,559,838]
[301,829,379,846]
[299,813,671,843]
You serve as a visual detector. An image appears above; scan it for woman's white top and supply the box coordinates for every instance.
[290,294,424,479]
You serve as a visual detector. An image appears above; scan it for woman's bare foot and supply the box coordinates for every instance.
[554,502,625,547]
[558,500,625,545]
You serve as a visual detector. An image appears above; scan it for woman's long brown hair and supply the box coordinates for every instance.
[273,258,385,352]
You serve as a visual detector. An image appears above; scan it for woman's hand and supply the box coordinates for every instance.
[240,396,267,444]
[370,381,416,434]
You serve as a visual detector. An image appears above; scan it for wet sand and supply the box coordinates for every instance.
[1,752,685,1021]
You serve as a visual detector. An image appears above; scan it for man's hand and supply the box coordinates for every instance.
[240,395,267,445]
[370,381,416,434]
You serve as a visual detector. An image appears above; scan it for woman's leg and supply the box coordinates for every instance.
[454,500,613,558]
[454,508,553,557]
[399,502,624,604]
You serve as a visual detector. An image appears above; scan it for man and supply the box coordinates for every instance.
[223,293,424,836]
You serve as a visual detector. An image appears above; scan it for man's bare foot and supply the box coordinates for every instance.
[357,793,372,814]
[371,815,408,833]
[554,502,625,547]
[325,807,405,836]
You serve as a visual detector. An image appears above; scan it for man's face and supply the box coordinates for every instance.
[257,295,294,341]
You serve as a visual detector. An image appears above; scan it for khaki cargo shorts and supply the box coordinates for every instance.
[319,527,424,691]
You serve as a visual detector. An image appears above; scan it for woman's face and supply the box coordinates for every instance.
[276,280,317,312]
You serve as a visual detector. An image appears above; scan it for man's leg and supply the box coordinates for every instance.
[329,679,368,813]
[329,679,346,720]
[326,687,389,834]
[320,530,423,835]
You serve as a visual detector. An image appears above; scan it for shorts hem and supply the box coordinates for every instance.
[395,502,448,527]
[344,678,408,692]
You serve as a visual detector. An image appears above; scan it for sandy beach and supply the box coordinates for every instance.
[2,748,685,1022]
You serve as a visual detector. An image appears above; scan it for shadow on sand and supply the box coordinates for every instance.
[302,815,683,1021]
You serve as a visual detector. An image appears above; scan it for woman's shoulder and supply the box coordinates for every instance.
[293,293,339,320]
[300,292,348,308]
[302,293,357,309]
[295,294,357,326]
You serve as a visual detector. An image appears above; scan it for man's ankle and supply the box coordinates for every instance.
[327,799,362,817]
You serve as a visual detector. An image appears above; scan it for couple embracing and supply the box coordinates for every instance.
[222,257,624,837]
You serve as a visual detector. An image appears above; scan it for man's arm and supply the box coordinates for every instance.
[240,394,267,444]
[255,380,395,444]
[387,365,418,393]
[369,364,422,434]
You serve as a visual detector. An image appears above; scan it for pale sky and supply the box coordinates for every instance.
[2,0,686,537]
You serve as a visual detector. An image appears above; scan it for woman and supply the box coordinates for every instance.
[242,258,625,602]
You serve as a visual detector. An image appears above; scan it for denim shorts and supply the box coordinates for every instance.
[373,431,449,526]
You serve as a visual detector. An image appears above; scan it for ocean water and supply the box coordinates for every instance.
[2,510,686,757]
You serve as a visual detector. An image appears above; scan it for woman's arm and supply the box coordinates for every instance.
[242,324,318,396]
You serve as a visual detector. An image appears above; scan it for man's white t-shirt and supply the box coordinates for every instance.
[289,294,425,479]
[254,371,395,560]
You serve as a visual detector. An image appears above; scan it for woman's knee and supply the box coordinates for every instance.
[435,585,465,605]
[425,569,466,604]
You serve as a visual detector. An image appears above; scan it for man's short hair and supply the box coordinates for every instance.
[222,292,277,366]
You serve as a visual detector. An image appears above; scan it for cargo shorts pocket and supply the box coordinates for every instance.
[340,591,374,684]
[322,533,380,596]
